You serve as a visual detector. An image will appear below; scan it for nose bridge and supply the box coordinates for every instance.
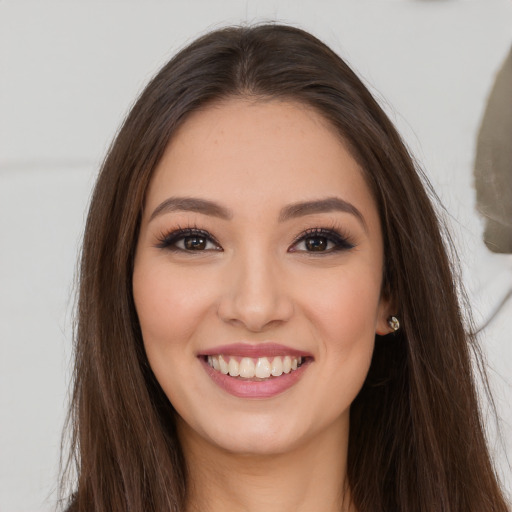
[218,244,293,332]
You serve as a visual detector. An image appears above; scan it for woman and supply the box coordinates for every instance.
[62,24,509,511]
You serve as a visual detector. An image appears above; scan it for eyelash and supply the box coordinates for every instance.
[155,226,355,253]
[156,227,221,252]
[290,227,355,253]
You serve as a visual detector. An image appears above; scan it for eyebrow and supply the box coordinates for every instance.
[149,195,367,231]
[278,197,368,231]
[149,197,232,222]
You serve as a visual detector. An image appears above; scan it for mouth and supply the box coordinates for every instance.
[202,354,308,380]
[198,343,312,398]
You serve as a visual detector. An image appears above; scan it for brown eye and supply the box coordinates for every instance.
[184,236,207,250]
[305,236,329,251]
[289,228,355,254]
[157,228,221,252]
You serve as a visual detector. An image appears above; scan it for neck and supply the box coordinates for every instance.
[179,418,355,512]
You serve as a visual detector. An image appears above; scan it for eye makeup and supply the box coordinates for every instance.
[154,222,355,255]
[288,226,355,253]
[155,227,222,252]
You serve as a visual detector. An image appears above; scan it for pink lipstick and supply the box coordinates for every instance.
[198,343,312,399]
[200,342,311,359]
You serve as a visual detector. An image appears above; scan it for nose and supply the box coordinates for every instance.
[217,250,294,333]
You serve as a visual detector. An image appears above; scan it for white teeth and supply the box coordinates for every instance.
[207,354,303,379]
[239,357,256,378]
[255,357,271,378]
[218,355,229,374]
[271,356,283,377]
[228,358,240,377]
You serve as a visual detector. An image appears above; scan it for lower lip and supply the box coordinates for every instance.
[199,358,310,399]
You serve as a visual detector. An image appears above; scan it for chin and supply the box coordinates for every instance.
[212,433,304,457]
[177,409,315,457]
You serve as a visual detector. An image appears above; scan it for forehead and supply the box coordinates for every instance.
[145,98,379,228]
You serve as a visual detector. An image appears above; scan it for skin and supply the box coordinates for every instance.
[133,98,393,512]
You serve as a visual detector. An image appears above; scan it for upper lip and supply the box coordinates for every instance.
[198,342,313,359]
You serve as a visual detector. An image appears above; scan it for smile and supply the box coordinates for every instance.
[206,355,303,379]
[199,343,312,399]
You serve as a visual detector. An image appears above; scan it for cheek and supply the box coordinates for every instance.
[295,264,382,398]
[314,278,379,397]
[132,262,219,408]
[132,262,217,350]
[296,263,383,343]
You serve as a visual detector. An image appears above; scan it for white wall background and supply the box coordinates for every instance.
[1,1,511,510]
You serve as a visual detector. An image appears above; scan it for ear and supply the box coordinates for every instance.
[375,295,397,336]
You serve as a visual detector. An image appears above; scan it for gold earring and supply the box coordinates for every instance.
[387,316,400,331]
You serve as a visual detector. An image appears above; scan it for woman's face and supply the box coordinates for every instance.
[133,99,392,455]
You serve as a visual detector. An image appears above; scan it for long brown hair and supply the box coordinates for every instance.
[61,24,509,511]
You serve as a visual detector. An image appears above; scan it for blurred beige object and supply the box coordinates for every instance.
[474,46,512,254]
